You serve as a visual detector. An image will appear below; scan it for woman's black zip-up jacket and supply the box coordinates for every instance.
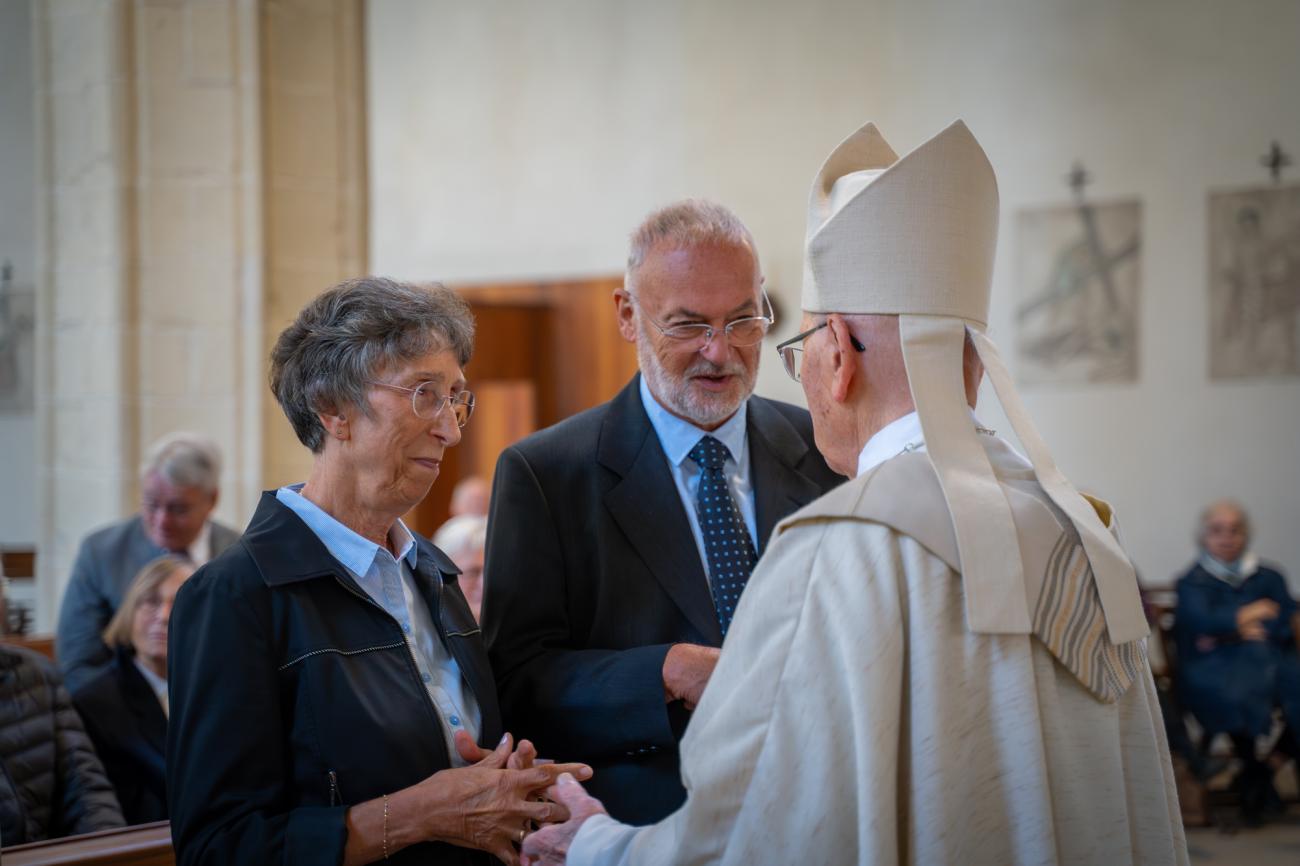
[166,492,503,865]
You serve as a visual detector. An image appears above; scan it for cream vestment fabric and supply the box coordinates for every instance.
[568,436,1188,866]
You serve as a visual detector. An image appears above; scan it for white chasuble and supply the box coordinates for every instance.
[569,438,1187,866]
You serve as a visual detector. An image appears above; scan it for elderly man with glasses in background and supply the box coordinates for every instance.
[483,199,844,826]
[56,432,239,692]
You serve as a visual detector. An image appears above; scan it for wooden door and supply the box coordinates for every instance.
[405,276,638,536]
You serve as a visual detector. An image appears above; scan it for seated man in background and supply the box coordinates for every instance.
[0,578,123,843]
[1175,499,1300,824]
[56,432,238,692]
[484,199,843,825]
[72,556,193,825]
[432,514,487,622]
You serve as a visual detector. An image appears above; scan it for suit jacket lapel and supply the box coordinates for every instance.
[747,398,825,554]
[600,378,722,644]
[118,653,168,756]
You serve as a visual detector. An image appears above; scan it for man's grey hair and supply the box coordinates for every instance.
[270,276,475,453]
[624,199,759,294]
[140,432,222,492]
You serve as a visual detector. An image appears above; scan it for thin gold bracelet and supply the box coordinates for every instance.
[382,793,390,860]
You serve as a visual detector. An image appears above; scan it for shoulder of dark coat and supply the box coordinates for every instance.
[177,540,265,604]
[503,399,609,466]
[68,657,126,714]
[0,645,63,694]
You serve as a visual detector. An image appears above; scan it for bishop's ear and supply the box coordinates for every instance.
[826,315,859,404]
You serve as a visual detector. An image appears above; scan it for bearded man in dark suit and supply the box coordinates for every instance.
[482,200,843,824]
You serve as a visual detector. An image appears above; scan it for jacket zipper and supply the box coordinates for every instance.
[328,769,340,807]
[329,575,443,729]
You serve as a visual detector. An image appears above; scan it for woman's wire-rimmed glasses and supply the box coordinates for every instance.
[369,381,476,428]
[627,290,776,348]
[774,322,866,382]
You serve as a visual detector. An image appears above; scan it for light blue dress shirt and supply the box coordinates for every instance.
[639,376,758,586]
[276,484,481,767]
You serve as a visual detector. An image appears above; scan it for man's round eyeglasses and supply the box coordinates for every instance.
[774,322,866,382]
[369,381,476,428]
[627,290,775,348]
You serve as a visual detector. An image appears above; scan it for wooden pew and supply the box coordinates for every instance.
[1,633,56,660]
[0,821,173,866]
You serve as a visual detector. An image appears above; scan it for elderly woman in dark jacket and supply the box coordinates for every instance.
[0,643,123,844]
[167,278,588,866]
[71,556,192,825]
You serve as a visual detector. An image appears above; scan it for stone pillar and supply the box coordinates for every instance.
[33,0,366,630]
[260,0,368,487]
[33,0,265,630]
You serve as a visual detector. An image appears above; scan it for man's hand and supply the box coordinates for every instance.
[521,774,608,866]
[1236,598,1279,640]
[662,643,720,710]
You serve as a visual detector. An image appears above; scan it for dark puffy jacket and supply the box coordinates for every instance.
[0,645,124,844]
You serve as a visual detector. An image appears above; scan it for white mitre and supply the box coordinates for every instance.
[803,120,1147,643]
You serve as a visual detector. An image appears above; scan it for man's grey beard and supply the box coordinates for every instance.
[636,318,756,428]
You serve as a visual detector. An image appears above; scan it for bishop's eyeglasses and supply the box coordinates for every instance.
[774,321,866,382]
[368,381,476,427]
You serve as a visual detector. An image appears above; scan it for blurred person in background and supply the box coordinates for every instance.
[168,278,588,866]
[433,515,488,622]
[1176,499,1300,824]
[450,475,491,518]
[56,432,238,692]
[0,577,123,844]
[71,556,193,825]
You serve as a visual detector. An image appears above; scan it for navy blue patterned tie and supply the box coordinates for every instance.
[688,435,758,636]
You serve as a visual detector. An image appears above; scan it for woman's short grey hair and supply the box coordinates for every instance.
[270,277,475,453]
[140,432,222,492]
[624,199,759,294]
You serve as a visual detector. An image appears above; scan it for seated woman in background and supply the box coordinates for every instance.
[71,555,192,825]
[1175,499,1300,824]
[167,278,588,866]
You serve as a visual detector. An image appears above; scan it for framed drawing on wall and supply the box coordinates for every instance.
[1015,198,1142,385]
[1207,183,1300,380]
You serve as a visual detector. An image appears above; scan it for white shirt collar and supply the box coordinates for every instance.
[856,411,925,478]
[638,374,749,468]
[275,484,417,576]
[186,522,213,565]
[856,408,998,478]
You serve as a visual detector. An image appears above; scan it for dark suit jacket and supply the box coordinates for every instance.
[71,646,169,825]
[56,515,240,692]
[483,375,843,824]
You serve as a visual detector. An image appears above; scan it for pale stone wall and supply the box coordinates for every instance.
[260,0,367,489]
[33,0,143,629]
[32,0,365,630]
